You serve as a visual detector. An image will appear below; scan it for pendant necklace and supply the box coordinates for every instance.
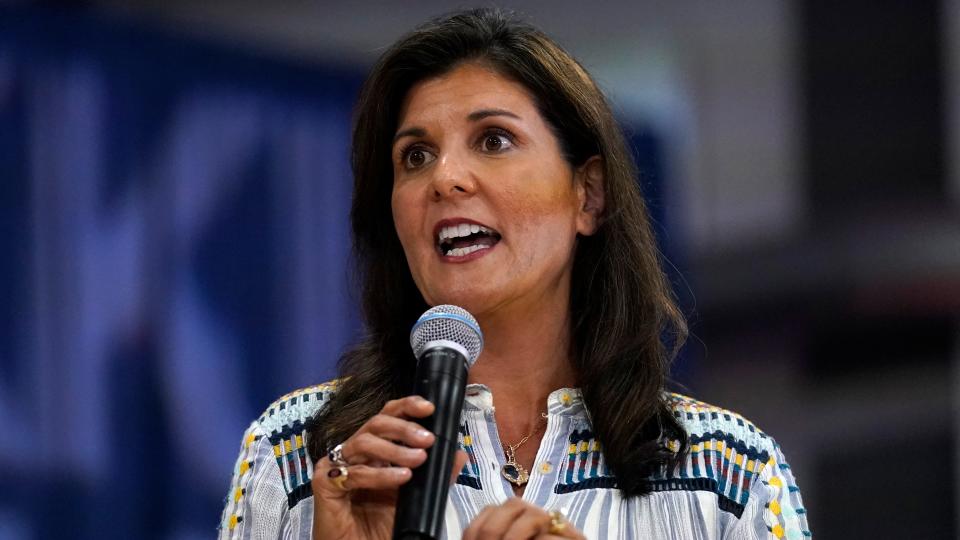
[501,412,547,487]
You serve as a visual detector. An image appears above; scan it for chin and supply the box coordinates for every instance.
[424,287,497,318]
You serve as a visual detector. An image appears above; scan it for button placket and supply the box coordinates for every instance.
[524,410,571,509]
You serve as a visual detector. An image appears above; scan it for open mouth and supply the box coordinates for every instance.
[436,222,502,257]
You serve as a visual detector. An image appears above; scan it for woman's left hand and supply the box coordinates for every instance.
[462,498,585,540]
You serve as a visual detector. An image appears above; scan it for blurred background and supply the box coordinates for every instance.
[1,1,958,538]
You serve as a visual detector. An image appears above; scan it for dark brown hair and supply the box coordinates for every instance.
[307,7,688,496]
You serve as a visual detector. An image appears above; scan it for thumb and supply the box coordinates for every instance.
[449,450,469,485]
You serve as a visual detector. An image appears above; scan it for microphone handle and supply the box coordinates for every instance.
[392,347,469,540]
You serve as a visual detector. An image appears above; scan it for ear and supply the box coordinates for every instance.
[575,155,605,236]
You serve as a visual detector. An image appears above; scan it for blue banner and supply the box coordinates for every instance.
[0,6,362,538]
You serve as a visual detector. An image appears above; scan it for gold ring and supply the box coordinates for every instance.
[548,509,566,534]
[327,465,350,490]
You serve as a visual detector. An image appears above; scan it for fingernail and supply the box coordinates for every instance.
[396,468,411,477]
[416,429,432,439]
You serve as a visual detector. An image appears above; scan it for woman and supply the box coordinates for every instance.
[220,8,810,540]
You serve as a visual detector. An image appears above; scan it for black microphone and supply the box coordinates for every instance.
[393,305,483,540]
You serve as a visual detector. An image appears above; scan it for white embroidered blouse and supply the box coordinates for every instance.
[219,382,810,539]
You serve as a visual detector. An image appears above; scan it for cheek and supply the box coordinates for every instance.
[391,184,435,288]
[502,173,580,232]
[390,188,417,251]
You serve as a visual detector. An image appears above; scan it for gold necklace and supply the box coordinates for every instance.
[501,413,547,487]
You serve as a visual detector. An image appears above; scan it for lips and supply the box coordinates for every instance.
[433,219,502,258]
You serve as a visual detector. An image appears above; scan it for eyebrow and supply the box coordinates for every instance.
[467,108,521,122]
[392,108,522,145]
[393,127,426,145]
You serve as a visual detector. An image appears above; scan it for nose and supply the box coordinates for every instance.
[430,152,477,201]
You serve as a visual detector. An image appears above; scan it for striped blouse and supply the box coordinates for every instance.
[219,382,811,539]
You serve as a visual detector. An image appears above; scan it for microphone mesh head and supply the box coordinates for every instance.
[410,305,483,366]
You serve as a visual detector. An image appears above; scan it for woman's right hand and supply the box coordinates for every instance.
[311,395,466,540]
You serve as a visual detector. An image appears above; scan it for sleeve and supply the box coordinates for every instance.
[725,440,811,540]
[218,420,291,540]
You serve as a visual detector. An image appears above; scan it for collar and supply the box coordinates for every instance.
[463,383,585,417]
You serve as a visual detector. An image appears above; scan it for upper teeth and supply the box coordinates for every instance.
[438,223,494,243]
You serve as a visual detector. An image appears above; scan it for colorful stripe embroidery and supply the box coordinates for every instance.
[556,428,614,493]
[259,382,337,508]
[551,393,781,519]
[220,429,260,534]
[456,422,482,489]
[761,445,812,539]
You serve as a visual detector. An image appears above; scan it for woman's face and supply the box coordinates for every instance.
[391,63,601,320]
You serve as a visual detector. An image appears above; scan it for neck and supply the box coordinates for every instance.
[467,289,578,434]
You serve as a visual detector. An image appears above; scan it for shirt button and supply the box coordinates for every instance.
[539,461,553,474]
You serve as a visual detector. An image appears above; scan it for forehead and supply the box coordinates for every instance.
[397,63,539,125]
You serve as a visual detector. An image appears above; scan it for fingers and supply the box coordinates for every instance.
[337,396,438,467]
[309,395,440,540]
[309,460,408,540]
[313,456,413,499]
[332,463,413,490]
[313,395,438,497]
[344,432,429,467]
[531,510,583,540]
[463,499,527,540]
[356,412,436,448]
[381,395,435,419]
[503,508,551,539]
[464,500,584,540]
[462,504,493,540]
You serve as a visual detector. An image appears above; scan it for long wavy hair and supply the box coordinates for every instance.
[307,7,688,496]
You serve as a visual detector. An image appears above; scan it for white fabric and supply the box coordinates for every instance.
[219,383,810,539]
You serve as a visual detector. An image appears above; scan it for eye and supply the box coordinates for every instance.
[478,129,515,153]
[401,146,436,170]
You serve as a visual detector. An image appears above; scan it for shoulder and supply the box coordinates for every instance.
[219,381,341,537]
[665,392,776,462]
[654,393,784,516]
[250,380,342,497]
[255,380,341,438]
[663,393,811,537]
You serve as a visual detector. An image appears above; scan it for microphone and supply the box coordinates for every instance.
[393,305,484,540]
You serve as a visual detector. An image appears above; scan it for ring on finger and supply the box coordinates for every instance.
[548,509,566,535]
[327,465,351,491]
[327,443,348,466]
